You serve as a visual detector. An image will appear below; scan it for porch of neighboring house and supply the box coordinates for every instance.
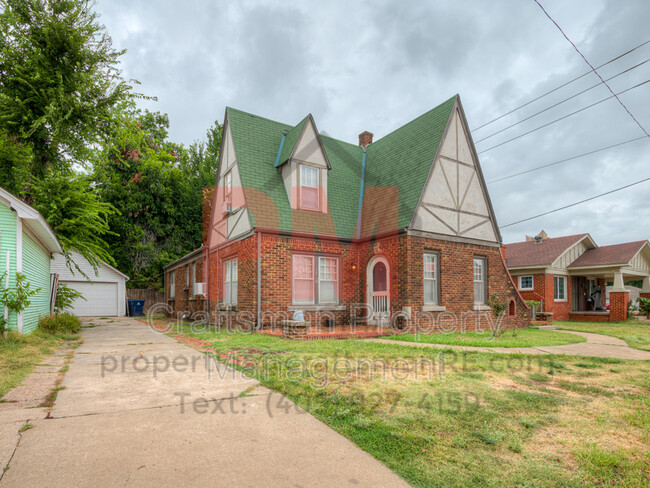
[568,269,649,322]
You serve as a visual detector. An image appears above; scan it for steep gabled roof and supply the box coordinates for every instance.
[227,107,362,238]
[505,234,590,268]
[568,241,648,268]
[274,115,309,167]
[363,95,456,234]
[225,95,461,239]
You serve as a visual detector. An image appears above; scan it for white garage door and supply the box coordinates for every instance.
[61,281,118,317]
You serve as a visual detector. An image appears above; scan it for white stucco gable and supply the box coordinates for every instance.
[411,100,501,244]
[208,115,253,250]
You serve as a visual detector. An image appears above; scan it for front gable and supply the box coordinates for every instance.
[207,114,253,251]
[410,99,501,244]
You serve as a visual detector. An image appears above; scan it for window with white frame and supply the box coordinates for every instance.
[224,259,238,305]
[191,262,197,296]
[292,254,340,305]
[299,165,320,211]
[169,271,175,299]
[423,252,439,304]
[554,276,566,301]
[185,264,190,289]
[473,257,487,304]
[519,276,533,290]
[224,170,232,205]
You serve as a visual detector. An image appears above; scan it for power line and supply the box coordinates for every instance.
[472,38,650,131]
[534,0,650,138]
[478,79,650,154]
[500,177,650,228]
[487,136,647,183]
[475,58,650,144]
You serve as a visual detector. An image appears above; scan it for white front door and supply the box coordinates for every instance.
[367,257,390,325]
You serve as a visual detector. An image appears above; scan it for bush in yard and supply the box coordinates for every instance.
[54,283,86,313]
[38,313,81,334]
[638,297,650,319]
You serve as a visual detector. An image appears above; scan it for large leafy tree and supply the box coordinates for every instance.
[0,0,136,272]
[93,109,213,289]
[0,0,136,181]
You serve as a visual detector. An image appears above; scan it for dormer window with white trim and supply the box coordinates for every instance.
[300,164,320,211]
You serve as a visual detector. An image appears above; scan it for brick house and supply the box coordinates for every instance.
[504,231,650,322]
[166,95,530,331]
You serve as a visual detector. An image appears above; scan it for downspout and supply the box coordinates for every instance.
[256,231,262,329]
[355,150,367,240]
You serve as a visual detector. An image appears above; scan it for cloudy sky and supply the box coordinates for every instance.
[95,0,649,245]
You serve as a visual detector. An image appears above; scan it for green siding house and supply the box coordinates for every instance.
[0,187,62,334]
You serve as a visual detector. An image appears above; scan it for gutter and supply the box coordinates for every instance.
[257,231,262,329]
[355,149,367,240]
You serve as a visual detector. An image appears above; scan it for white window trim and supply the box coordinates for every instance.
[423,252,439,305]
[299,164,320,212]
[554,276,567,302]
[519,275,534,290]
[185,264,190,289]
[292,254,340,306]
[473,257,487,305]
[224,259,238,305]
[191,262,197,297]
[224,170,233,205]
[169,271,175,299]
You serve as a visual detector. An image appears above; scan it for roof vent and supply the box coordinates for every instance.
[534,235,543,244]
[358,131,373,148]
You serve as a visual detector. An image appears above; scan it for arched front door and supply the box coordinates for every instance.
[367,256,390,325]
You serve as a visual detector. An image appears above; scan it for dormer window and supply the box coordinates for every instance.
[300,164,320,211]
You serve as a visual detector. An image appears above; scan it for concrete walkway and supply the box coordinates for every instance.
[368,327,650,360]
[1,318,408,487]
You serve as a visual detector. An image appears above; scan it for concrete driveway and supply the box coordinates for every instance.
[1,318,408,487]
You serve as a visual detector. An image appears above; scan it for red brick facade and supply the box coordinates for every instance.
[609,291,629,322]
[165,252,206,316]
[199,231,530,331]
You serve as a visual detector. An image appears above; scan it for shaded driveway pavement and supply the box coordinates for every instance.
[1,318,408,487]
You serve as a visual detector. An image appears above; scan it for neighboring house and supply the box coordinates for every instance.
[52,251,129,317]
[505,231,650,322]
[163,246,205,316]
[0,187,62,334]
[167,95,530,330]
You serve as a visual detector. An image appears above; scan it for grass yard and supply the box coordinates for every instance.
[386,327,585,348]
[156,319,650,488]
[0,331,79,398]
[557,319,650,351]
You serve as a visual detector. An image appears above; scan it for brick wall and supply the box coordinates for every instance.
[609,291,629,322]
[166,255,206,316]
[206,232,530,330]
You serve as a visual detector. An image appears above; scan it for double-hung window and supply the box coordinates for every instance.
[423,253,439,305]
[300,165,320,211]
[224,259,238,305]
[554,276,566,301]
[473,257,487,304]
[191,262,197,296]
[169,271,175,299]
[185,264,190,289]
[519,276,533,290]
[292,255,339,305]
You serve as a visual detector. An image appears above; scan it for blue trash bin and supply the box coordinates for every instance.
[127,299,145,317]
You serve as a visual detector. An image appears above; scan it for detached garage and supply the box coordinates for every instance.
[52,251,129,317]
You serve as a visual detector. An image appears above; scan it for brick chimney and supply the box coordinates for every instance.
[358,131,373,149]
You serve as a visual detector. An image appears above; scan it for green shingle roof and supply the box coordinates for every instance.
[274,115,309,167]
[226,94,457,239]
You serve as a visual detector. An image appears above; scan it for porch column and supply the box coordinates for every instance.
[640,276,650,300]
[609,270,628,322]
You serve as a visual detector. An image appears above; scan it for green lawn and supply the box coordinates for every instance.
[557,319,650,351]
[0,331,79,398]
[154,318,650,488]
[386,327,586,348]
